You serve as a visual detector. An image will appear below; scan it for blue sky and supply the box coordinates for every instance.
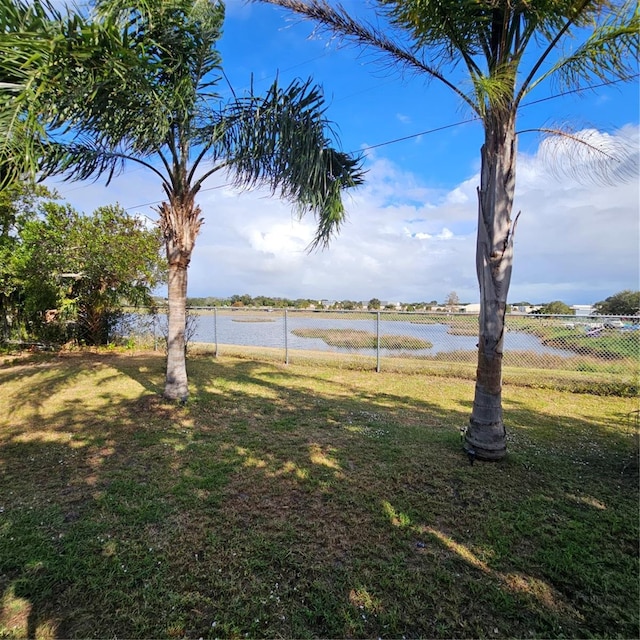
[51,0,639,305]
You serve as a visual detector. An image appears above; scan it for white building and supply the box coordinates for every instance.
[571,305,595,316]
[461,303,481,314]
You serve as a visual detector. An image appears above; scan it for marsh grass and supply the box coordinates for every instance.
[544,330,640,360]
[291,328,433,350]
[0,351,637,639]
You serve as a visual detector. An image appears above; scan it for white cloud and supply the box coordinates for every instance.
[49,126,639,305]
[508,128,639,302]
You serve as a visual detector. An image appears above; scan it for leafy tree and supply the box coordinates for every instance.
[0,181,52,238]
[368,298,381,310]
[230,294,255,307]
[444,291,460,311]
[9,201,164,345]
[261,0,638,459]
[538,300,574,315]
[21,0,363,399]
[254,295,274,307]
[595,290,640,316]
[0,182,57,339]
[68,205,165,344]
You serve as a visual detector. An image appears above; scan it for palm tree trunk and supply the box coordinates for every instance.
[159,194,202,401]
[464,111,518,461]
[165,259,189,400]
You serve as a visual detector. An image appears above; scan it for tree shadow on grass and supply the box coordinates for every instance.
[0,351,637,638]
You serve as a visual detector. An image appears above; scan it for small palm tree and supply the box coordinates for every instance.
[23,0,363,400]
[260,0,638,459]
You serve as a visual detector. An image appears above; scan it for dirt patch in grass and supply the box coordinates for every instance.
[0,351,637,638]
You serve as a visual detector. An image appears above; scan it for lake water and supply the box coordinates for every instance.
[186,313,575,358]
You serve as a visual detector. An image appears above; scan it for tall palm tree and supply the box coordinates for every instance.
[29,0,363,400]
[259,0,638,460]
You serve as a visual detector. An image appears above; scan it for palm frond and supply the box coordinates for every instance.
[39,137,171,190]
[529,0,639,94]
[260,0,477,112]
[28,0,225,185]
[215,77,364,249]
[471,62,518,116]
[0,0,63,189]
[39,139,127,184]
[527,125,639,186]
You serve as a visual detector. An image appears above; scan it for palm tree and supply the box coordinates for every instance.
[259,0,638,459]
[29,0,363,400]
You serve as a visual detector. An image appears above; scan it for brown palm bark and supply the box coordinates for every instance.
[159,190,202,401]
[464,109,518,461]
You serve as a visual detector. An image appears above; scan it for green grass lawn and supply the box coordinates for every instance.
[0,351,638,639]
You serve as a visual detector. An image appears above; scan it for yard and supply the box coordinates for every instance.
[0,350,638,638]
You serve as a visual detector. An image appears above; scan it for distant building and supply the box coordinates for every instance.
[511,305,541,314]
[461,303,481,314]
[571,305,595,316]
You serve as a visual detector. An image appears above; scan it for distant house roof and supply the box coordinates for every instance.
[571,305,595,316]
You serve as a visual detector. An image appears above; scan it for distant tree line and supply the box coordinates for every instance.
[185,295,315,309]
[182,293,469,312]
[182,296,451,311]
[182,291,640,316]
[594,291,640,316]
[535,301,574,315]
[529,293,640,317]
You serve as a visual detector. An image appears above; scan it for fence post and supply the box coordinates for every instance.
[376,311,381,373]
[284,309,289,365]
[213,306,218,358]
[153,313,158,351]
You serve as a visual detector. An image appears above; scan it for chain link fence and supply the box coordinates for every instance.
[127,308,638,389]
